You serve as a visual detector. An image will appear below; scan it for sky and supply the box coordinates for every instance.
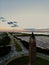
[0,0,49,31]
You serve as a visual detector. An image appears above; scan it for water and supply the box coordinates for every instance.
[21,32,49,35]
[17,36,49,49]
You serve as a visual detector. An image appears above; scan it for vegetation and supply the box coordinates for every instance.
[20,40,29,49]
[9,41,11,45]
[0,32,8,37]
[6,56,49,65]
[35,34,49,37]
[0,36,11,46]
[37,57,49,65]
[0,33,11,46]
[37,47,49,55]
[0,32,11,57]
[0,46,11,57]
[14,39,22,52]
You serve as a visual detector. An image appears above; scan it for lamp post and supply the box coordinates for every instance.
[29,32,36,65]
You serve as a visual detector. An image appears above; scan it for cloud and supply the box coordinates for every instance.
[13,21,17,23]
[7,21,17,24]
[11,24,18,27]
[7,21,13,24]
[7,21,19,27]
[2,20,6,22]
[0,17,5,20]
[0,17,6,22]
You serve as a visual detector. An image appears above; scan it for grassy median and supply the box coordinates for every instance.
[6,56,49,65]
[14,39,22,52]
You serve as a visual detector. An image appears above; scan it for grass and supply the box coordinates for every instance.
[6,56,49,65]
[14,39,22,52]
[36,57,49,65]
[9,40,12,45]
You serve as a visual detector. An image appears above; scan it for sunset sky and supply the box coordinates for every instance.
[0,0,49,31]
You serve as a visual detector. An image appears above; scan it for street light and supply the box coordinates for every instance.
[29,32,36,65]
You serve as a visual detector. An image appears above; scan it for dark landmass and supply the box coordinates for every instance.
[0,33,11,57]
[0,46,11,57]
